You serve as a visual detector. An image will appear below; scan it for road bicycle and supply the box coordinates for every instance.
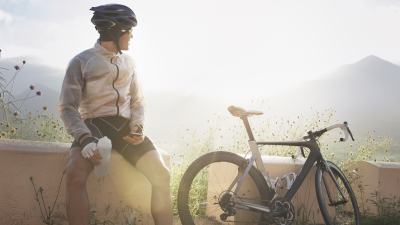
[177,106,360,225]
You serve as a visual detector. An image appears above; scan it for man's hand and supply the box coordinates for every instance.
[123,125,144,145]
[89,149,103,166]
[81,141,103,166]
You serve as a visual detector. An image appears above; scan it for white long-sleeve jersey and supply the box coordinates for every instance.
[57,41,146,141]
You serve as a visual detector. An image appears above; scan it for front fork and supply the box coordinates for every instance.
[319,158,348,205]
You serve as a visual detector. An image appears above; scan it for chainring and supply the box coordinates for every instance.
[269,197,295,225]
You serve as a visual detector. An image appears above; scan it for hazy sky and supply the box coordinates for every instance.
[1,0,399,97]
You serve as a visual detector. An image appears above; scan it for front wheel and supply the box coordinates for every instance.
[315,161,360,225]
[178,151,272,224]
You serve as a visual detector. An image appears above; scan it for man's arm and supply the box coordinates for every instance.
[57,57,92,142]
[129,67,147,131]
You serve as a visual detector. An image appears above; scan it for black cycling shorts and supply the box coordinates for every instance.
[71,116,156,167]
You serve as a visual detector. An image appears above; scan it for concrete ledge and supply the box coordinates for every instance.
[348,160,400,214]
[0,139,170,225]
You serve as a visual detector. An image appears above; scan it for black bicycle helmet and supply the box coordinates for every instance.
[90,4,137,54]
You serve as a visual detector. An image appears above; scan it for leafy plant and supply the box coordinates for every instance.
[0,55,73,143]
[30,170,67,225]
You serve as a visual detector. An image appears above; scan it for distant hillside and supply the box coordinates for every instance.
[3,55,399,155]
[264,55,400,141]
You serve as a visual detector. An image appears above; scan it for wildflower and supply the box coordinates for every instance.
[13,111,20,117]
[36,91,42,96]
[53,125,57,129]
[331,153,334,157]
[37,132,42,136]
[14,65,20,70]
[30,84,35,90]
[23,60,26,64]
[1,132,6,137]
[6,123,10,128]
[387,159,390,162]
[10,128,16,134]
[385,149,388,153]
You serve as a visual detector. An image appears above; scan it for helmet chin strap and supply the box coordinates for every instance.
[106,29,123,55]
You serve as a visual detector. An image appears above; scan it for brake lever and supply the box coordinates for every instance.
[343,121,355,141]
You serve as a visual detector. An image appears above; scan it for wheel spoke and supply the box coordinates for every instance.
[178,152,271,224]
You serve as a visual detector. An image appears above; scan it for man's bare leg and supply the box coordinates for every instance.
[66,147,94,225]
[135,150,173,225]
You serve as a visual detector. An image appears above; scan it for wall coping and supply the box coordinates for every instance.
[0,139,170,156]
[258,154,399,168]
[363,161,400,168]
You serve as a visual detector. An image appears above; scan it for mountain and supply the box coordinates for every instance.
[266,55,400,141]
[324,55,400,80]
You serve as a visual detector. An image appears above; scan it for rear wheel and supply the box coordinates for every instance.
[178,151,272,224]
[315,161,360,225]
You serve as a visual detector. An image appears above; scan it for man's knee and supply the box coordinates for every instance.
[66,159,92,190]
[149,166,171,190]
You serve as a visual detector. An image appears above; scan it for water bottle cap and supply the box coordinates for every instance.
[98,136,112,148]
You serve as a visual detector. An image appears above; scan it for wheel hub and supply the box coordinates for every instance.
[218,192,232,210]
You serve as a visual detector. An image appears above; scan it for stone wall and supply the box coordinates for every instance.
[0,139,170,225]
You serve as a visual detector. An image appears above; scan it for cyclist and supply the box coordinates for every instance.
[57,4,172,225]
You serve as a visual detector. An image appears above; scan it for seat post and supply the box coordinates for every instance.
[241,116,255,141]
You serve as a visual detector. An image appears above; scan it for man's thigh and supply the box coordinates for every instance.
[135,150,170,184]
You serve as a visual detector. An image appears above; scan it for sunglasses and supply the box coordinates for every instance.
[121,29,133,35]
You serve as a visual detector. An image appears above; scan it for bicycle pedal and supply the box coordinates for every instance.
[220,213,228,221]
[328,199,348,206]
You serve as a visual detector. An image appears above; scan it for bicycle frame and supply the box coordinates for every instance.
[230,116,346,214]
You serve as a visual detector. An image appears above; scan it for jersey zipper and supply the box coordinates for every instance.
[110,57,120,116]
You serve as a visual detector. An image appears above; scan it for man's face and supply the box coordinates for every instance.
[119,30,133,51]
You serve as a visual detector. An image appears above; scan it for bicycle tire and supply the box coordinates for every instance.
[178,151,272,224]
[315,161,360,225]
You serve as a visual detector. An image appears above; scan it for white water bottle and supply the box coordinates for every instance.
[94,136,112,177]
